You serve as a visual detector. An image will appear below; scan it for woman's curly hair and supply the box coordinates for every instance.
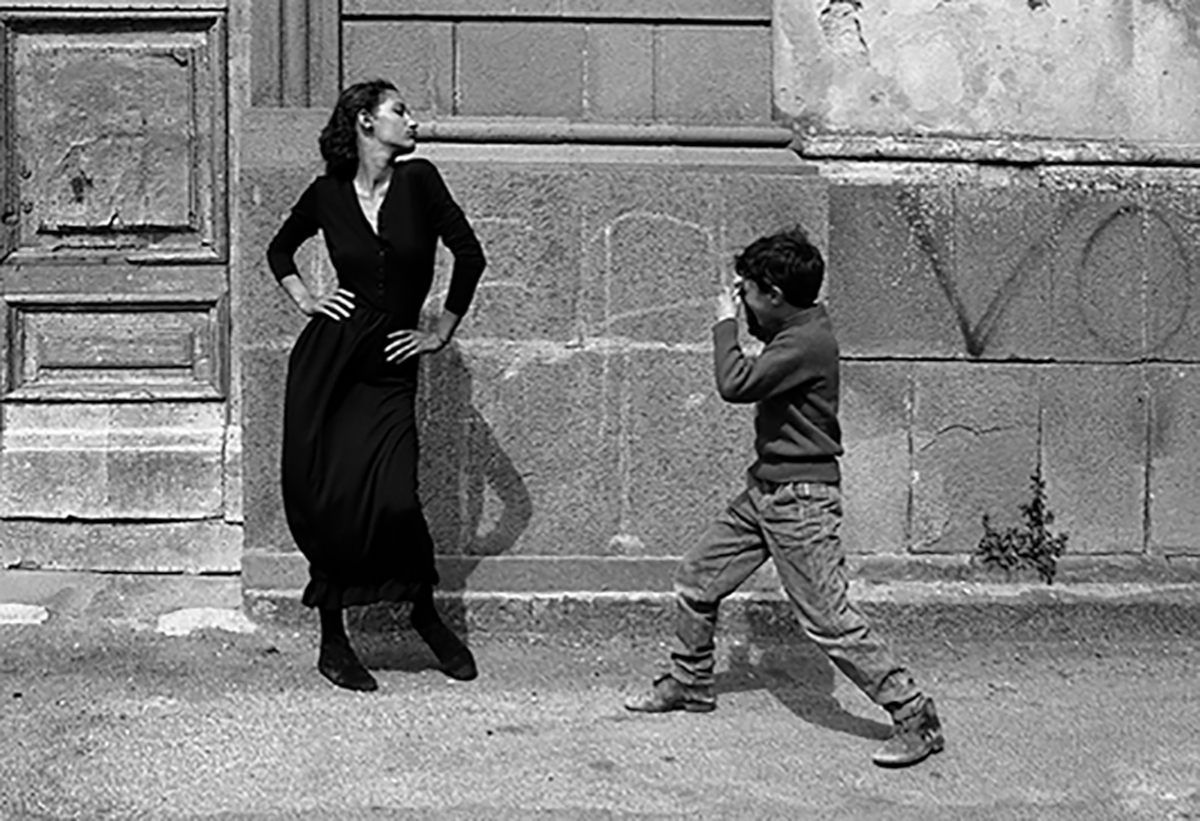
[318,79,398,180]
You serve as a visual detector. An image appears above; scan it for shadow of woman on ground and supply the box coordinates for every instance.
[353,342,532,672]
[715,604,893,741]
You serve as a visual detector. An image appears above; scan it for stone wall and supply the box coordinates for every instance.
[827,164,1200,567]
[5,0,1197,604]
[240,0,1200,610]
[240,1,819,602]
[782,0,1200,581]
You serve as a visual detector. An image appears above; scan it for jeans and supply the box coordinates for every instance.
[671,476,920,712]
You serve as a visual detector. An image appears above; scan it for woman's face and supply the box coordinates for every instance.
[365,91,417,154]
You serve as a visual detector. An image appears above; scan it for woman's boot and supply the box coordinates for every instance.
[411,587,477,681]
[317,607,378,692]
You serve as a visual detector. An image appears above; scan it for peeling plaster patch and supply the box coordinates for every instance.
[0,604,50,625]
[68,169,94,203]
[608,534,646,556]
[1141,0,1200,54]
[819,0,870,60]
[156,607,257,636]
[894,32,965,112]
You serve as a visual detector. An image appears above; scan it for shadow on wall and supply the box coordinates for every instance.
[353,342,532,671]
[421,341,533,630]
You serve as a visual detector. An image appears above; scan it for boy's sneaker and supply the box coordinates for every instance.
[624,674,716,713]
[872,695,944,767]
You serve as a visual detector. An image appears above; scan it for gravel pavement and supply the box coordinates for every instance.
[1,615,1197,820]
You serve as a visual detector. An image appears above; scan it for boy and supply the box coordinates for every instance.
[624,229,944,768]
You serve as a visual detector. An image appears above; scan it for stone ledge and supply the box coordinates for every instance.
[0,569,241,628]
[244,582,1200,646]
[242,551,1200,594]
[5,567,1197,647]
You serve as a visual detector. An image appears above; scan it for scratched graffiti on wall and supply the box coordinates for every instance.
[885,184,1199,360]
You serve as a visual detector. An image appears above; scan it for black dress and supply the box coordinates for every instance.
[266,158,486,609]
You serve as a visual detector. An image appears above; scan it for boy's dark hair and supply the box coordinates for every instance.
[735,228,824,308]
[319,79,398,180]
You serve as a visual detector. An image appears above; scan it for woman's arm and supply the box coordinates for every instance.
[267,183,320,282]
[384,162,484,364]
[423,162,486,318]
[268,181,355,321]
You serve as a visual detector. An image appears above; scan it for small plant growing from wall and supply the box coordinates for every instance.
[975,471,1069,584]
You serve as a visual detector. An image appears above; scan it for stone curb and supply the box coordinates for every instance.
[3,569,1198,645]
[244,582,1200,645]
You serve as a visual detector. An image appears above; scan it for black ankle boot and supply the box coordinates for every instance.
[318,640,378,692]
[411,596,477,681]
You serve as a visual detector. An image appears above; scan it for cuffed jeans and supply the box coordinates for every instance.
[671,476,920,712]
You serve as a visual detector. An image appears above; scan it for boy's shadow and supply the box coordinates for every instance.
[350,343,532,672]
[715,605,893,741]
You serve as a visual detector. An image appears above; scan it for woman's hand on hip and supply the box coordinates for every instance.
[306,288,356,321]
[385,329,447,364]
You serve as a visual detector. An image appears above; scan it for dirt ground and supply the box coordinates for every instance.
[1,619,1197,820]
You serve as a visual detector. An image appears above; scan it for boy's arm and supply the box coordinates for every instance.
[712,319,812,403]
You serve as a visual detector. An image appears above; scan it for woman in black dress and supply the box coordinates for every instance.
[266,79,486,691]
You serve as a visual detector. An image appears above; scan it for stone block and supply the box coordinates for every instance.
[431,164,582,341]
[0,404,225,520]
[1028,169,1200,364]
[616,347,750,557]
[911,364,1041,554]
[585,25,653,122]
[655,25,771,124]
[841,362,912,555]
[578,166,722,344]
[948,180,1062,360]
[457,22,586,118]
[717,170,827,275]
[826,184,963,357]
[104,450,224,519]
[1135,178,1200,363]
[1046,191,1153,362]
[1040,366,1148,554]
[1147,366,1200,553]
[343,21,454,117]
[420,343,620,558]
[1,448,107,516]
[0,521,241,574]
[241,345,292,554]
[224,423,244,524]
[238,169,323,351]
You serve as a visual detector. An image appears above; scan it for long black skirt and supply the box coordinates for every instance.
[281,306,437,610]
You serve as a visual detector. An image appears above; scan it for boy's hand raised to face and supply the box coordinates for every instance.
[716,282,740,323]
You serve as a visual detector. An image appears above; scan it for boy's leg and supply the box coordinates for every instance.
[671,488,770,688]
[625,487,768,712]
[758,480,943,765]
[758,481,915,706]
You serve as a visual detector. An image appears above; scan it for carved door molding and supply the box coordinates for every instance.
[0,10,226,264]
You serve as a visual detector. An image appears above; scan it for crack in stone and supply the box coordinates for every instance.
[918,423,1013,452]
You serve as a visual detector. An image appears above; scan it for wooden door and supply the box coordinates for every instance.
[0,3,237,573]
